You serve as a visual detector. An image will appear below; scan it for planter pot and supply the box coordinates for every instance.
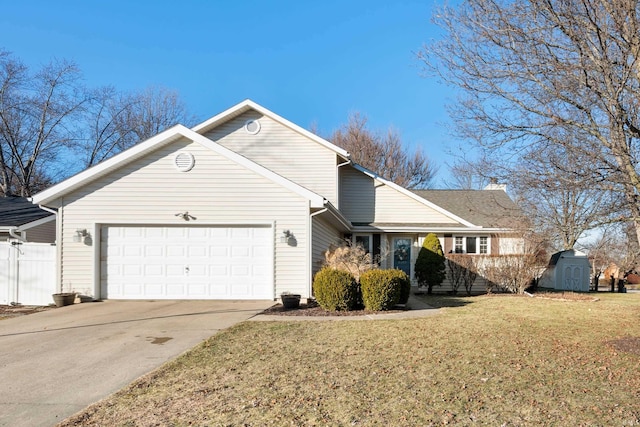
[281,294,301,309]
[52,293,76,307]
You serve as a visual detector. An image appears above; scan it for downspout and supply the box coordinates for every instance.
[308,207,329,299]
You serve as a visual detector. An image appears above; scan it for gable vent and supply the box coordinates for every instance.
[244,119,261,135]
[174,152,195,172]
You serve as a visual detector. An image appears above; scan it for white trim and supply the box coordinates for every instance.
[351,225,489,233]
[192,99,350,159]
[32,126,185,205]
[453,235,491,255]
[350,163,478,228]
[392,235,414,279]
[14,214,56,231]
[244,118,261,135]
[32,125,326,209]
[184,127,326,208]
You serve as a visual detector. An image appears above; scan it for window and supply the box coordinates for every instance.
[354,234,372,254]
[453,235,489,254]
[454,236,464,253]
[479,237,488,254]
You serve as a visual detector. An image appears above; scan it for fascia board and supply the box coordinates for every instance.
[179,127,326,208]
[350,163,478,228]
[16,214,56,231]
[32,125,185,205]
[192,99,350,159]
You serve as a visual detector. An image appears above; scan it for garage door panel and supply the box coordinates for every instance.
[101,225,272,300]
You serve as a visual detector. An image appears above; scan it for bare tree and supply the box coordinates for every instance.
[446,254,478,295]
[0,51,87,196]
[329,112,438,188]
[82,86,195,167]
[420,0,640,257]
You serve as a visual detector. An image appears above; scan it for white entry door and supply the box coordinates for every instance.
[101,225,273,300]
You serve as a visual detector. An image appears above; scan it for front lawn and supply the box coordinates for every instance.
[60,293,640,426]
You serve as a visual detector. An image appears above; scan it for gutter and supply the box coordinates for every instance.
[37,204,58,216]
[7,227,26,242]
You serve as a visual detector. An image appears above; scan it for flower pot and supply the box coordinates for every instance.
[281,294,301,309]
[52,293,76,307]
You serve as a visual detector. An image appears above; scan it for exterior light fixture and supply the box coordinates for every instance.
[280,230,293,244]
[73,229,88,243]
[175,211,196,221]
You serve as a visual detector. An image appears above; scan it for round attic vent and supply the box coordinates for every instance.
[174,152,195,172]
[244,119,261,135]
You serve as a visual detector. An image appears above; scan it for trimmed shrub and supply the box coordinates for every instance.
[313,267,359,311]
[414,233,446,294]
[360,269,409,311]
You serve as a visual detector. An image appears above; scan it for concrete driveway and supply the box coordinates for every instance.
[0,300,273,427]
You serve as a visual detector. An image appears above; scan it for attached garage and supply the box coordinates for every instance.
[100,225,273,300]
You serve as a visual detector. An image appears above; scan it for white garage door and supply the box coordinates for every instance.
[101,225,273,300]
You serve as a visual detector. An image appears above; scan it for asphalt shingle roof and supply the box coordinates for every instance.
[412,189,524,229]
[0,196,54,227]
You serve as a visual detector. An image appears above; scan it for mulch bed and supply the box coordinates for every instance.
[0,304,55,319]
[261,299,408,316]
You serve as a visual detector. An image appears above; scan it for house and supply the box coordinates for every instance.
[0,196,56,243]
[31,100,523,301]
[538,249,591,292]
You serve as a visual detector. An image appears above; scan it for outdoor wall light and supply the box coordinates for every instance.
[73,229,88,243]
[280,229,293,244]
[175,211,196,221]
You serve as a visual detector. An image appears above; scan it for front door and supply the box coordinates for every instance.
[393,237,412,277]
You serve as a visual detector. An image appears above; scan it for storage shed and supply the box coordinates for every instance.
[538,249,591,292]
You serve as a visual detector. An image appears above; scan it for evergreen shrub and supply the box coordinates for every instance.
[313,267,359,311]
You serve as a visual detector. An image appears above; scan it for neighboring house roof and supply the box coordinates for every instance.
[0,196,54,227]
[32,125,328,209]
[192,99,350,160]
[412,189,524,229]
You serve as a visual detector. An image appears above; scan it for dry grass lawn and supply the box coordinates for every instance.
[59,293,640,426]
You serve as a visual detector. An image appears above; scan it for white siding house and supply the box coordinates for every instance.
[31,100,524,302]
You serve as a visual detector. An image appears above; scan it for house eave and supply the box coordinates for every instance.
[192,99,350,160]
[319,202,352,232]
[350,225,515,234]
[350,163,478,228]
[32,123,326,209]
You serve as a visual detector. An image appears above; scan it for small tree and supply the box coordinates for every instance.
[414,233,446,294]
[323,240,376,282]
[446,254,478,296]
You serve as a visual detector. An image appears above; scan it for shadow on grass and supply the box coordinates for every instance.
[413,293,475,308]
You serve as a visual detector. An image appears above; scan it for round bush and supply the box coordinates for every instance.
[313,267,359,311]
[360,269,408,311]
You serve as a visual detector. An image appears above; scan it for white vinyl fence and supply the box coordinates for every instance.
[0,242,56,306]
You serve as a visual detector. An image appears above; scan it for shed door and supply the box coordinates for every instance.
[100,225,273,300]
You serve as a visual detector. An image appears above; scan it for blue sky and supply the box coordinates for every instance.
[0,0,458,184]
